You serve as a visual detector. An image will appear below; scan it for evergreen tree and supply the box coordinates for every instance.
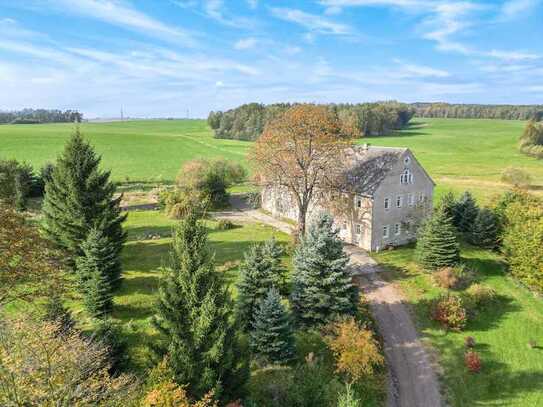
[41,129,126,264]
[261,236,287,290]
[467,208,499,249]
[415,207,460,270]
[456,191,479,233]
[236,243,276,330]
[438,191,458,223]
[76,228,117,318]
[291,213,358,327]
[153,211,248,401]
[249,288,295,365]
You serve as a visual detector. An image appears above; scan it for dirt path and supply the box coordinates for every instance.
[217,195,444,406]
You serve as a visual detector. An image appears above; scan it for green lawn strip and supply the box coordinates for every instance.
[373,245,543,406]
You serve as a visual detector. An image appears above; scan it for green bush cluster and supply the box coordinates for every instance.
[519,120,543,159]
[0,159,50,210]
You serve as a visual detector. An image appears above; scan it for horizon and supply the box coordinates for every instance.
[1,0,542,118]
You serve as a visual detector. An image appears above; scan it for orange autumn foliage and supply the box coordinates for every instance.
[327,317,384,384]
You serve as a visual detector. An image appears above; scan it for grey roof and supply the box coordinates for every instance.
[341,145,407,197]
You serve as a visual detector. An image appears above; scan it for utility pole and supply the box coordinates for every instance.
[120,106,124,121]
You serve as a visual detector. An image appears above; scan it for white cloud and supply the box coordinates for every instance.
[486,49,540,61]
[203,0,254,28]
[284,45,302,55]
[246,0,258,9]
[48,0,196,46]
[234,37,258,50]
[393,59,450,77]
[500,0,540,20]
[270,7,353,35]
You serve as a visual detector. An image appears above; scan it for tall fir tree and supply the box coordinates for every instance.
[76,228,116,318]
[153,211,248,401]
[467,208,499,249]
[291,213,358,328]
[41,129,126,264]
[438,191,459,224]
[236,243,276,330]
[456,191,479,233]
[249,288,295,366]
[261,237,287,290]
[415,207,460,270]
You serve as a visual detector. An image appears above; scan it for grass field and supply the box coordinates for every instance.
[373,245,543,406]
[1,118,542,203]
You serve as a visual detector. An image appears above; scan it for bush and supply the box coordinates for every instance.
[464,350,482,373]
[0,159,34,210]
[501,166,532,188]
[433,265,474,290]
[431,294,467,331]
[217,219,235,230]
[465,284,497,309]
[464,336,476,348]
[163,188,208,219]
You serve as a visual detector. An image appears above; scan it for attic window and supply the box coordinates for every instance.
[400,169,413,184]
[404,156,411,165]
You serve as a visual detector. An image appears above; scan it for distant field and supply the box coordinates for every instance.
[1,118,541,202]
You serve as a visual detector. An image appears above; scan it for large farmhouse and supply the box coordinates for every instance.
[261,144,435,251]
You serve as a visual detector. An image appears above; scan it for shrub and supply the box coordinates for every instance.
[433,265,474,290]
[327,317,384,384]
[217,219,235,230]
[0,159,34,210]
[431,294,467,331]
[163,188,208,219]
[337,383,361,407]
[464,350,482,373]
[142,381,218,407]
[467,208,499,249]
[501,166,532,188]
[464,336,476,348]
[465,284,497,309]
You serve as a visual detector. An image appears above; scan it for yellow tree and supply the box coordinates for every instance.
[250,104,353,235]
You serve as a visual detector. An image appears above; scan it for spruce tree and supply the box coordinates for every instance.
[76,229,115,318]
[261,236,286,287]
[415,207,460,270]
[236,243,276,330]
[153,211,247,401]
[249,288,295,365]
[456,191,479,233]
[291,213,358,327]
[467,208,499,249]
[438,191,458,223]
[42,129,126,264]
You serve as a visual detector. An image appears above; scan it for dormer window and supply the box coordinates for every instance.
[400,169,413,184]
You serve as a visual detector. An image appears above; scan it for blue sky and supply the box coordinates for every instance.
[1,0,542,118]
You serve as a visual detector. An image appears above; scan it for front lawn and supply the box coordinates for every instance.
[373,245,543,406]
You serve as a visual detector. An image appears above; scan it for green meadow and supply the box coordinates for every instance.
[1,118,541,202]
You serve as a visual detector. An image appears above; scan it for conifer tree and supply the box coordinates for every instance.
[467,208,499,249]
[153,211,247,401]
[456,191,479,233]
[236,244,276,330]
[249,288,295,365]
[438,191,458,223]
[291,213,357,327]
[76,228,115,318]
[42,129,126,264]
[261,236,287,289]
[415,207,460,270]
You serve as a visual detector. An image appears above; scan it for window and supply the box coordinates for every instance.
[383,225,389,238]
[394,223,401,235]
[408,193,414,207]
[341,222,347,230]
[355,224,362,234]
[400,169,413,184]
[419,192,425,203]
[396,195,403,208]
[384,197,390,210]
[405,221,411,234]
[356,197,362,208]
[404,156,411,165]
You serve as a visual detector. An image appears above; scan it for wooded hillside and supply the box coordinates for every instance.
[0,109,82,124]
[412,103,543,121]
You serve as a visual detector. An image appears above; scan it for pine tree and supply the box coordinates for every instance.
[415,207,460,270]
[153,211,248,401]
[76,228,118,318]
[467,208,499,249]
[456,191,479,233]
[291,213,358,327]
[41,129,126,265]
[261,237,286,284]
[438,191,458,223]
[236,243,276,330]
[249,288,295,365]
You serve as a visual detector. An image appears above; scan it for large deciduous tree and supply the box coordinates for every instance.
[41,129,126,263]
[250,104,353,236]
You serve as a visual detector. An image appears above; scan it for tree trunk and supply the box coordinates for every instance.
[297,205,307,237]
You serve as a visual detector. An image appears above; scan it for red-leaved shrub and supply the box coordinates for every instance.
[465,350,482,373]
[431,294,467,331]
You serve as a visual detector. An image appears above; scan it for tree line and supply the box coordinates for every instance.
[412,102,543,121]
[0,108,82,124]
[208,101,415,140]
